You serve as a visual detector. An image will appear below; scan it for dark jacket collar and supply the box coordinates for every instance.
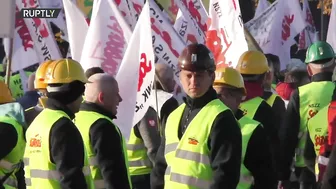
[183,87,218,109]
[235,109,244,120]
[45,98,75,120]
[80,102,116,119]
[311,72,333,82]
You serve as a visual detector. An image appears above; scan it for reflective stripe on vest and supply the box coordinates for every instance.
[298,81,335,167]
[0,175,18,188]
[24,109,94,188]
[164,166,210,188]
[87,157,105,189]
[164,99,229,189]
[237,116,260,189]
[0,160,21,171]
[127,126,153,175]
[239,97,264,119]
[318,156,329,165]
[74,110,132,188]
[266,94,278,107]
[25,166,91,186]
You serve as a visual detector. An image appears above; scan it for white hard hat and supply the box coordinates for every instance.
[286,59,306,72]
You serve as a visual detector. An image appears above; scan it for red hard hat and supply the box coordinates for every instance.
[178,43,216,72]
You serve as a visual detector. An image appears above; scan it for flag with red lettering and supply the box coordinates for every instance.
[115,1,155,140]
[327,0,336,51]
[80,0,132,76]
[129,0,144,23]
[254,0,270,18]
[114,0,137,30]
[62,0,89,62]
[3,5,39,72]
[149,0,185,100]
[206,0,248,68]
[298,0,316,50]
[268,0,306,69]
[173,0,206,44]
[17,0,62,62]
[181,0,208,33]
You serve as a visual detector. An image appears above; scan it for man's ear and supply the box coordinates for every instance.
[307,65,313,76]
[98,92,104,103]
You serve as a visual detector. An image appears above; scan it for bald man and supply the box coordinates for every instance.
[154,63,179,131]
[74,73,132,189]
[17,73,40,110]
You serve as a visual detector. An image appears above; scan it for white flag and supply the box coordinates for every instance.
[3,5,40,72]
[298,0,316,50]
[114,0,137,30]
[0,0,15,38]
[17,0,62,61]
[174,0,206,44]
[254,0,270,18]
[207,0,248,68]
[80,0,132,76]
[115,1,155,140]
[268,0,306,69]
[327,0,336,50]
[62,0,89,62]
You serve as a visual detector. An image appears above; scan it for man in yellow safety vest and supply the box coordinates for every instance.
[151,43,242,189]
[23,59,94,189]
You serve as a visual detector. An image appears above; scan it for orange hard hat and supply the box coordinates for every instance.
[0,80,14,104]
[35,60,54,90]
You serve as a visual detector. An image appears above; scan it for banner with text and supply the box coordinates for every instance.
[115,1,155,140]
[3,5,39,72]
[80,0,132,76]
[149,0,185,99]
[206,0,248,68]
[173,0,206,44]
[17,0,62,62]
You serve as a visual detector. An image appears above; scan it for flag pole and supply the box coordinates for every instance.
[244,26,263,52]
[5,37,14,85]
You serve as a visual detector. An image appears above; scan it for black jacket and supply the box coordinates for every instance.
[44,98,88,189]
[242,97,280,172]
[262,91,286,133]
[151,87,242,189]
[80,102,131,189]
[159,96,178,132]
[278,72,333,181]
[236,110,277,189]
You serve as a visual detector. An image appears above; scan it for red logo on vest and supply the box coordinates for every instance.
[188,138,199,145]
[30,134,41,147]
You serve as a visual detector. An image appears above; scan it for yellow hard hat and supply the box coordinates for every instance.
[0,80,14,104]
[214,67,246,95]
[35,60,54,89]
[44,59,89,84]
[236,51,269,75]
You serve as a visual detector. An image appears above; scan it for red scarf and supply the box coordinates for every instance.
[242,81,264,102]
